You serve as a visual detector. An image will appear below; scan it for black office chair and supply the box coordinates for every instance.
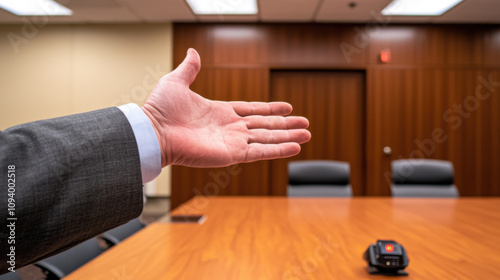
[35,238,104,280]
[391,159,459,197]
[35,219,145,279]
[288,160,353,197]
[0,271,21,280]
[100,218,145,248]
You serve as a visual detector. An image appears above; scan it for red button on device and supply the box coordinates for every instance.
[385,244,394,252]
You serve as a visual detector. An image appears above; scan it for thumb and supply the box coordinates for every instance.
[168,48,201,86]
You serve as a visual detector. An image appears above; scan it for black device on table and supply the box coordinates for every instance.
[363,240,409,276]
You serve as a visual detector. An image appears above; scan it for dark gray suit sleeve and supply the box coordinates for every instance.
[0,107,143,272]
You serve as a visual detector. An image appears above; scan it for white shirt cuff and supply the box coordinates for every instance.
[118,103,161,184]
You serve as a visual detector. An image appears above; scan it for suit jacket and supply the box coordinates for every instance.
[0,107,144,272]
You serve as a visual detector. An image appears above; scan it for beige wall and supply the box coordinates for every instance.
[0,23,173,196]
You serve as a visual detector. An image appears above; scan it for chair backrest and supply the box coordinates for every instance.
[288,160,352,197]
[100,218,145,247]
[391,159,459,197]
[35,238,104,279]
[0,271,22,280]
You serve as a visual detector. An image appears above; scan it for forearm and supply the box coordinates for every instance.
[0,107,144,271]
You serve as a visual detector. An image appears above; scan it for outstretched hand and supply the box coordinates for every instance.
[142,48,311,168]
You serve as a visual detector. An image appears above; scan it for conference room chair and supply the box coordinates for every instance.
[35,219,145,279]
[35,238,104,280]
[288,160,353,197]
[100,218,145,248]
[391,159,459,197]
[0,271,21,280]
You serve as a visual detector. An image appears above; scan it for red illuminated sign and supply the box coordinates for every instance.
[380,49,391,64]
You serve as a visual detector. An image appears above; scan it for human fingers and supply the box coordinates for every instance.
[230,101,293,116]
[244,115,309,130]
[166,48,201,86]
[244,143,301,162]
[248,129,311,144]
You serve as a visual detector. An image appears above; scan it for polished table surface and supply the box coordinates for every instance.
[66,197,500,279]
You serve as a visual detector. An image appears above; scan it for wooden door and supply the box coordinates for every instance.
[269,70,366,196]
[366,68,500,196]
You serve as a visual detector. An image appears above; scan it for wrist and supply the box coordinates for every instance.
[141,104,168,167]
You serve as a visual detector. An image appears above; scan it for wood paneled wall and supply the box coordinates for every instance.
[269,70,366,196]
[172,23,500,209]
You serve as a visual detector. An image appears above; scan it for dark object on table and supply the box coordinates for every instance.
[363,240,409,276]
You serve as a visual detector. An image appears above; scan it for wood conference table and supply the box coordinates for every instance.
[66,197,500,279]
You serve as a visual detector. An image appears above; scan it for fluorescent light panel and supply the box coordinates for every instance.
[186,0,257,15]
[382,0,462,16]
[0,0,72,16]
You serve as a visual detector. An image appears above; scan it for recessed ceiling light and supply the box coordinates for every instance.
[186,0,258,15]
[382,0,462,16]
[0,0,72,16]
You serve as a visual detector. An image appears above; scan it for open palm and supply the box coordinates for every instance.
[142,49,311,167]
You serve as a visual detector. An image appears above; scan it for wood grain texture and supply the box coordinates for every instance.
[270,70,365,196]
[266,24,368,66]
[368,26,485,65]
[173,24,214,66]
[175,23,369,67]
[366,68,500,196]
[172,23,500,203]
[482,28,500,65]
[66,197,500,280]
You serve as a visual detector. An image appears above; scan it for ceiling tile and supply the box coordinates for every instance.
[35,16,87,24]
[0,9,24,23]
[122,0,195,22]
[0,0,139,23]
[197,14,259,22]
[383,16,433,23]
[61,0,122,8]
[0,0,498,24]
[433,0,500,23]
[78,7,141,23]
[259,0,320,22]
[316,0,391,22]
